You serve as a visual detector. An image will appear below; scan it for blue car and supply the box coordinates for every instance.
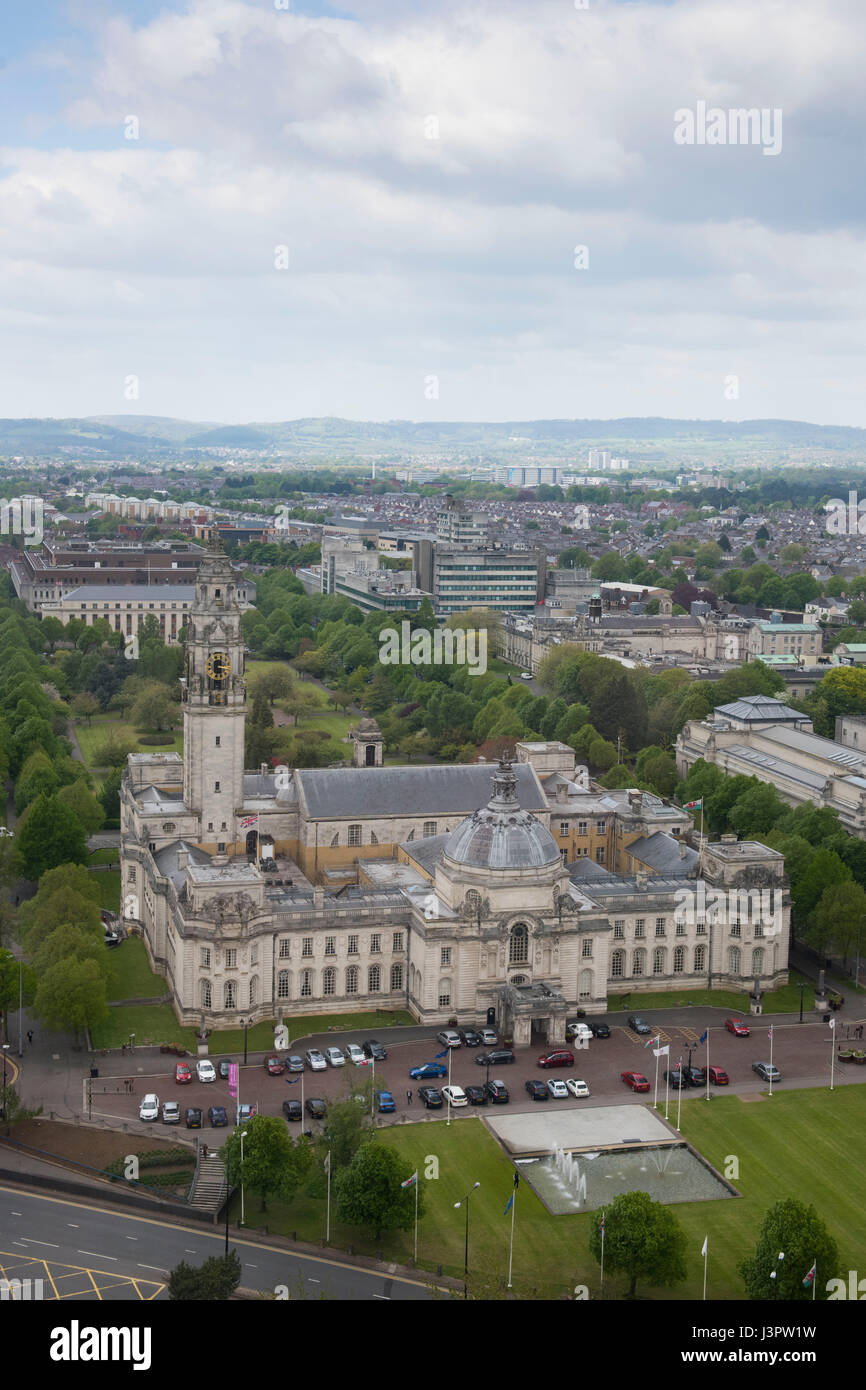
[376,1090,396,1113]
[409,1062,448,1080]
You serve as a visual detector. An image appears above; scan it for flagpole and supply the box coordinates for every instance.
[507,1182,517,1289]
[326,1152,331,1243]
[447,1045,452,1127]
[829,1017,836,1091]
[653,1036,660,1110]
[414,1177,419,1264]
[769,1026,774,1097]
[600,1213,605,1295]
[676,1054,683,1132]
[664,1060,669,1120]
[706,1028,710,1102]
[702,1238,708,1301]
[812,1258,816,1301]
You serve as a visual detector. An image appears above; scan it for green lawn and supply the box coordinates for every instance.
[91,1003,412,1052]
[237,1086,866,1300]
[610,971,815,1015]
[74,714,183,767]
[91,1005,197,1051]
[88,869,121,912]
[88,847,119,866]
[104,935,167,1002]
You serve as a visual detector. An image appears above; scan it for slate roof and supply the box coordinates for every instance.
[626,831,698,876]
[296,762,545,819]
[715,695,804,723]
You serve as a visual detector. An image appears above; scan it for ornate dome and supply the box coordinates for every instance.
[443,758,561,871]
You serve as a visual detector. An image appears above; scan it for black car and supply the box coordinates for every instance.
[286,1055,305,1073]
[459,1028,483,1048]
[185,1107,203,1128]
[208,1106,228,1127]
[218,1059,233,1080]
[464,1085,486,1106]
[685,1066,706,1087]
[305,1097,327,1119]
[486,1079,509,1104]
[282,1099,303,1122]
[475,1049,516,1066]
[589,1021,611,1038]
[362,1040,388,1061]
[628,1015,652,1035]
[418,1086,443,1109]
[663,1069,687,1089]
[525,1079,549,1101]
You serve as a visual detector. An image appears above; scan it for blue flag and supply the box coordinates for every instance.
[434,1049,449,1059]
[699,1030,708,1045]
[504,1193,514,1216]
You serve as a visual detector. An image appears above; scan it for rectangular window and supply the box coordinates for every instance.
[392,931,404,952]
[348,824,362,847]
[215,736,220,746]
[438,989,451,1008]
[440,947,451,966]
[730,921,741,938]
[423,821,438,838]
[582,938,593,958]
[324,936,336,956]
[250,946,258,966]
[577,821,588,836]
[128,866,136,883]
[214,781,220,793]
[348,934,359,955]
[595,848,605,864]
[655,917,666,937]
[225,949,237,968]
[370,933,381,954]
[279,939,290,959]
[676,921,686,936]
[200,948,210,967]
[302,937,313,957]
[596,820,606,835]
[559,822,569,837]
[613,920,625,939]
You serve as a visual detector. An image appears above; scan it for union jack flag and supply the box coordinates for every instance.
[240,815,258,830]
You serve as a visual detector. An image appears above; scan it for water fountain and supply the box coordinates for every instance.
[518,1142,734,1215]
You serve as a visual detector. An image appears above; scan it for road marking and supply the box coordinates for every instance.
[245,1263,258,1268]
[11,1211,21,1216]
[126,1236,138,1240]
[184,1248,197,1253]
[308,1277,320,1283]
[138,1264,168,1273]
[79,1250,117,1261]
[20,1238,59,1247]
[372,1294,390,1299]
[67,1224,79,1228]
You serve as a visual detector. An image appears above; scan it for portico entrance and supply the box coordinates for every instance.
[498,982,568,1047]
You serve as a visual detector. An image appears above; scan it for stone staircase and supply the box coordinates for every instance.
[188,1151,228,1213]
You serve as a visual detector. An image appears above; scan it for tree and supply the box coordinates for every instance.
[250,667,294,705]
[222,1114,311,1211]
[70,692,100,723]
[15,794,88,880]
[739,1199,839,1300]
[320,1093,374,1170]
[33,957,109,1038]
[0,948,35,1039]
[131,683,180,733]
[168,1251,241,1301]
[589,1191,687,1298]
[588,736,617,772]
[728,783,787,838]
[334,1142,422,1241]
[811,881,866,967]
[18,862,102,954]
[0,1083,41,1135]
[91,731,139,767]
[56,779,106,836]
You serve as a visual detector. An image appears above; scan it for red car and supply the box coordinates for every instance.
[707,1065,729,1085]
[264,1055,285,1076]
[174,1062,192,1085]
[725,1018,750,1037]
[537,1050,575,1069]
[621,1071,651,1093]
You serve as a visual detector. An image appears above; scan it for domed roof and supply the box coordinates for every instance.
[443,759,560,871]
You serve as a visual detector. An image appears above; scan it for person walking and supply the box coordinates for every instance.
[26,1030,33,1046]
[406,1089,412,1105]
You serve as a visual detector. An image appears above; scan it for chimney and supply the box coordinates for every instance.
[177,848,189,870]
[556,782,568,803]
[313,885,324,908]
[679,840,687,859]
[261,762,268,776]
[635,871,647,890]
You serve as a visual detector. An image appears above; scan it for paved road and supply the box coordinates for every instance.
[0,1186,432,1301]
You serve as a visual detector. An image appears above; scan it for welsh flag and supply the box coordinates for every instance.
[803,1263,816,1289]
[684,799,703,811]
[401,1171,418,1190]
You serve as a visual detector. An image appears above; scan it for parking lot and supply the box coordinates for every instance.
[94,1011,866,1139]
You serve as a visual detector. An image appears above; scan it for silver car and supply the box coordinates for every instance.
[162,1101,181,1125]
[325,1046,346,1067]
[305,1049,327,1072]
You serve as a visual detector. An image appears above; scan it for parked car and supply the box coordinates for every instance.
[464,1085,486,1105]
[325,1046,346,1068]
[726,1018,750,1037]
[567,1023,593,1045]
[409,1061,448,1080]
[685,1066,706,1087]
[566,1078,591,1098]
[628,1015,652,1035]
[525,1079,549,1101]
[362,1039,388,1060]
[479,1027,499,1046]
[175,1062,192,1085]
[459,1028,483,1048]
[520,671,532,680]
[237,1103,256,1123]
[208,1106,228,1127]
[621,1071,651,1093]
[486,1079,509,1103]
[752,1061,781,1083]
[305,1049,327,1072]
[707,1065,729,1086]
[475,1049,515,1066]
[195,1059,216,1083]
[589,1021,611,1038]
[185,1107,203,1128]
[282,1099,303,1122]
[139,1094,159,1121]
[264,1055,285,1076]
[664,1069,687,1089]
[286,1055,305,1073]
[162,1101,180,1125]
[305,1097,327,1119]
[218,1059,233,1080]
[547,1079,569,1099]
[437,1029,462,1049]
[442,1085,468,1107]
[537,1050,575,1069]
[345,1043,366,1066]
[418,1086,444,1109]
[103,929,120,947]
[375,1090,396,1113]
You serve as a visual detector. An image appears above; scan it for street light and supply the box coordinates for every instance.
[454,1181,481,1299]
[239,1130,248,1226]
[241,1016,253,1066]
[798,981,806,1024]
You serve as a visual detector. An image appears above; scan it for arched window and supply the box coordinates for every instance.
[673,946,685,974]
[509,924,529,964]
[610,950,625,979]
[300,969,314,998]
[162,822,176,833]
[224,980,236,1009]
[277,970,290,999]
[200,979,211,1009]
[728,946,741,975]
[510,974,528,985]
[368,965,381,993]
[390,963,403,991]
[346,966,359,995]
[694,944,706,973]
[248,976,258,1008]
[751,947,764,976]
[578,969,593,1001]
[322,967,336,996]
[652,947,666,975]
[632,949,645,977]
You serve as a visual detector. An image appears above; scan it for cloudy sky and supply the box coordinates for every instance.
[2,0,865,425]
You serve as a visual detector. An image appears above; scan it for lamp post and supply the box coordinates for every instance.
[239,1129,248,1226]
[2,1043,9,1092]
[17,961,23,1058]
[798,980,806,1024]
[454,1181,480,1299]
[241,1016,253,1066]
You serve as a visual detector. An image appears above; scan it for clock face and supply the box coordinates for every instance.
[206,652,231,680]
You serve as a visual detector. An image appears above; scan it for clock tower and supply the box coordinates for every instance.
[182,547,247,848]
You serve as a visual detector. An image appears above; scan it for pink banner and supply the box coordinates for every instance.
[228,1062,239,1098]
